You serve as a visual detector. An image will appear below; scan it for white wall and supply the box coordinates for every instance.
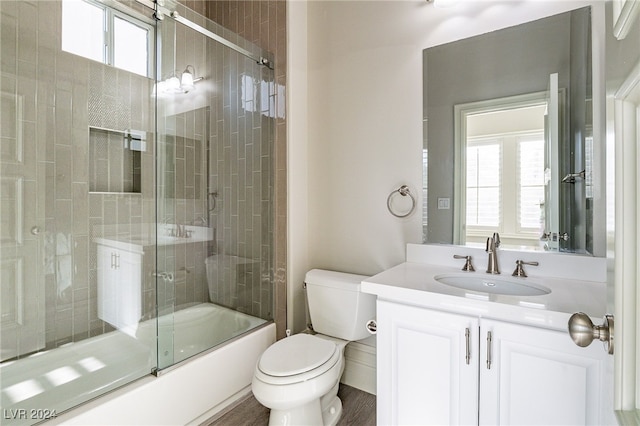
[287,0,597,333]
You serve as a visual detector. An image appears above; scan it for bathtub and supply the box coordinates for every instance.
[1,303,275,426]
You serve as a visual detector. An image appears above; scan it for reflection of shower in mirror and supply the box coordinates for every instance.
[561,170,586,184]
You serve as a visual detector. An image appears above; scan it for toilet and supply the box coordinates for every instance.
[251,269,376,426]
[205,254,257,302]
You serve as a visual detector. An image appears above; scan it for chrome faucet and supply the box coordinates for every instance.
[192,216,208,226]
[163,217,189,238]
[485,233,500,274]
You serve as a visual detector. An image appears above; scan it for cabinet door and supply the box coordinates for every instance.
[96,244,116,323]
[115,248,142,332]
[96,245,142,333]
[479,319,612,425]
[377,300,479,425]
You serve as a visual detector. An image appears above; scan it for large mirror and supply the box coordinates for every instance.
[423,6,604,256]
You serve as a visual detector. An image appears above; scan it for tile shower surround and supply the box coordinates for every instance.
[205,0,288,340]
[1,0,281,356]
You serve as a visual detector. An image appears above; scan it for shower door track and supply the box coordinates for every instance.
[134,0,273,69]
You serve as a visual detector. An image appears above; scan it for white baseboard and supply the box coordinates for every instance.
[191,386,253,425]
[341,336,376,395]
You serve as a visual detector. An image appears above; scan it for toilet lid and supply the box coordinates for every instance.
[258,334,337,377]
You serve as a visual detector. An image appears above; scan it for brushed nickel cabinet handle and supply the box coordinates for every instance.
[486,331,492,369]
[465,327,471,365]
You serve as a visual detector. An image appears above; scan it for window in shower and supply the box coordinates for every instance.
[61,0,153,77]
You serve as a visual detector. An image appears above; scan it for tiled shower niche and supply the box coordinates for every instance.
[89,127,143,193]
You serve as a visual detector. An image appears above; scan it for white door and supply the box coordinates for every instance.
[611,38,640,420]
[377,300,478,425]
[599,3,640,420]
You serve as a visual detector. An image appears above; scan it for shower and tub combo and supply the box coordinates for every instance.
[0,0,277,423]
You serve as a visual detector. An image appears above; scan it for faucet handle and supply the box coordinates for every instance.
[512,260,539,277]
[453,255,475,272]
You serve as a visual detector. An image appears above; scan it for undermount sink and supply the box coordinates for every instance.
[434,273,551,296]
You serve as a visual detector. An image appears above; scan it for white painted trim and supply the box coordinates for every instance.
[188,386,253,425]
[286,0,311,334]
[453,91,549,246]
[613,58,640,415]
[615,59,640,100]
[613,0,640,40]
[341,339,377,395]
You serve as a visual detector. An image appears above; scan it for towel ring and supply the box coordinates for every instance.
[387,185,416,218]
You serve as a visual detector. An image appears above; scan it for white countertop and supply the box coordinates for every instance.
[94,225,214,252]
[362,261,607,332]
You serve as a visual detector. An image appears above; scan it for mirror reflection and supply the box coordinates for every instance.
[423,6,601,255]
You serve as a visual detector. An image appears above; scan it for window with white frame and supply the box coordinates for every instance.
[465,132,544,242]
[62,0,153,77]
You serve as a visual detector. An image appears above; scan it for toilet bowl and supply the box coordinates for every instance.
[251,269,376,426]
[252,334,347,425]
[204,254,257,302]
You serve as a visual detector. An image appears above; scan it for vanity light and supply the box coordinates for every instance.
[180,65,196,93]
[166,74,182,93]
[154,65,203,96]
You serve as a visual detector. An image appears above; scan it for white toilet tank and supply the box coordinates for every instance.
[305,269,376,341]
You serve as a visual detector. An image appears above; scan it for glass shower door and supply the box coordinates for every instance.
[0,52,46,363]
[154,2,275,372]
[1,1,157,421]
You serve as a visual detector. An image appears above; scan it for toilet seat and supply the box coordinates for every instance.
[256,334,341,385]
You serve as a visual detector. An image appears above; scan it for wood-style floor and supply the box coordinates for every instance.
[204,384,376,426]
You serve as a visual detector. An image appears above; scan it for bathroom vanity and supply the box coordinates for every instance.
[94,224,214,329]
[362,244,614,425]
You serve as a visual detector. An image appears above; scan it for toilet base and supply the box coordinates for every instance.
[321,395,343,426]
[266,381,343,426]
[267,396,343,426]
[268,399,322,425]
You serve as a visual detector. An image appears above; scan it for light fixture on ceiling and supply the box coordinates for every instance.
[427,0,459,8]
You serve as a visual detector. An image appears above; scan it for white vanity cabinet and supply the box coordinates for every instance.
[377,299,609,425]
[96,243,143,331]
[377,300,479,425]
